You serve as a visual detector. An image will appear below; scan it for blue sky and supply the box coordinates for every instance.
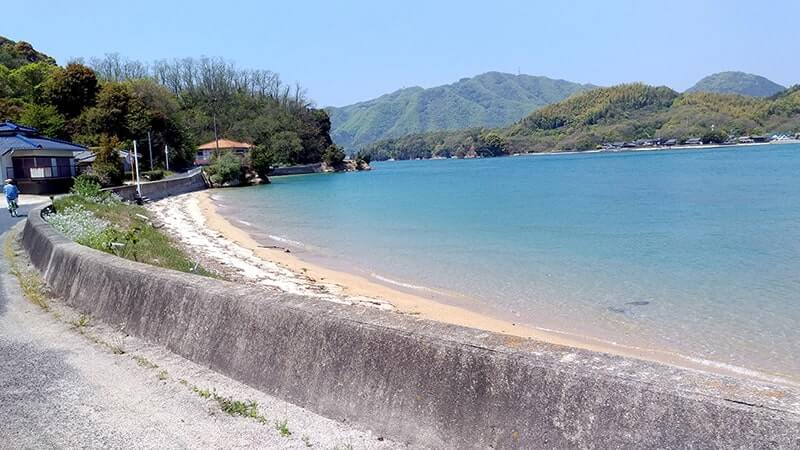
[5,0,799,106]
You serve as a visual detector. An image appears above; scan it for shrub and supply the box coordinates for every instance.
[71,173,103,197]
[142,169,164,181]
[355,150,371,165]
[206,152,241,185]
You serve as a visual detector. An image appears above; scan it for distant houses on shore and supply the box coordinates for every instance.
[194,139,253,166]
[599,133,800,150]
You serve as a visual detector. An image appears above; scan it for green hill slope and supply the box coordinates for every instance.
[327,72,595,150]
[686,71,785,97]
[363,83,800,160]
[0,36,56,69]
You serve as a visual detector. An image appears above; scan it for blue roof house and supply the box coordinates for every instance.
[0,120,87,194]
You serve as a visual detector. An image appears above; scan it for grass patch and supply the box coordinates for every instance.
[4,232,49,310]
[191,385,268,425]
[133,355,159,369]
[156,369,169,381]
[71,314,91,330]
[50,194,216,277]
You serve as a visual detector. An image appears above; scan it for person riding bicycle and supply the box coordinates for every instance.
[4,178,20,217]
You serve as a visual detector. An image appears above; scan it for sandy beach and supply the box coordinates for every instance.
[151,190,799,387]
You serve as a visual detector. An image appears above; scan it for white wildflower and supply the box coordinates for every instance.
[46,205,111,243]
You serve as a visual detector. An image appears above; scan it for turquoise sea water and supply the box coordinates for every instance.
[215,144,800,381]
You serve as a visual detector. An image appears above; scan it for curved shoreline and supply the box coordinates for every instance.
[192,190,798,387]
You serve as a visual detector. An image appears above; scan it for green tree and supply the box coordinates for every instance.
[322,144,346,166]
[8,62,55,102]
[42,63,99,118]
[19,103,65,137]
[91,134,123,187]
[701,128,728,144]
[268,131,303,165]
[249,144,273,178]
[81,82,137,139]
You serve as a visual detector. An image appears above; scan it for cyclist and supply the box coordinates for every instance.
[4,178,20,217]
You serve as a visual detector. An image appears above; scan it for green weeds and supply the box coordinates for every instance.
[191,385,269,425]
[275,418,291,437]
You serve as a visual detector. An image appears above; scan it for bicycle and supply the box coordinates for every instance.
[7,198,18,217]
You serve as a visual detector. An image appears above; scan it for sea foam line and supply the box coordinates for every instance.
[370,273,436,292]
[268,234,306,248]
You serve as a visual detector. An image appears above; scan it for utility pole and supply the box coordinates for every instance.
[164,144,170,171]
[212,97,220,154]
[147,131,154,171]
[133,140,142,197]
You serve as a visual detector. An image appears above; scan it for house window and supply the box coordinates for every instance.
[10,156,74,179]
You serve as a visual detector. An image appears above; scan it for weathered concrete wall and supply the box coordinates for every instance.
[105,168,207,202]
[22,206,800,448]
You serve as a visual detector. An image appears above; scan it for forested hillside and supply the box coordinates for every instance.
[686,71,785,97]
[0,36,336,172]
[327,72,594,150]
[364,83,800,160]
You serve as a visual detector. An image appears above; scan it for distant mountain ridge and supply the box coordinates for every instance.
[363,82,800,160]
[686,71,785,97]
[327,72,596,150]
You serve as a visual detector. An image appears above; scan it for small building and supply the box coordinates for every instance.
[0,120,86,194]
[194,139,253,166]
[663,139,678,146]
[75,149,140,173]
[685,138,703,145]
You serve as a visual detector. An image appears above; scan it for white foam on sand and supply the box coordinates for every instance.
[149,194,394,311]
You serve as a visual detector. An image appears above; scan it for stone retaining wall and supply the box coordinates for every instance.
[269,163,323,176]
[22,206,800,448]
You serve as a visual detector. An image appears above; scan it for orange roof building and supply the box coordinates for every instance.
[195,139,253,165]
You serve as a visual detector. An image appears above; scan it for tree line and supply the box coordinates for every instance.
[0,37,338,185]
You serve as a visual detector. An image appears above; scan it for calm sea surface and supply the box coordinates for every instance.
[215,144,800,380]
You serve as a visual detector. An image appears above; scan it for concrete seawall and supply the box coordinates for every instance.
[22,205,800,448]
[269,163,323,176]
[105,168,207,202]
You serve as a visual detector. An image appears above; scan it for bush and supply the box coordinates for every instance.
[355,150,371,165]
[206,152,241,185]
[322,144,346,166]
[71,173,103,197]
[141,169,164,181]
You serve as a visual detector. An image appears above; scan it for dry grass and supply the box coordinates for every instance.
[4,231,49,310]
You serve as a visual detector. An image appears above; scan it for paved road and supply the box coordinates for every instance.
[0,203,402,449]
